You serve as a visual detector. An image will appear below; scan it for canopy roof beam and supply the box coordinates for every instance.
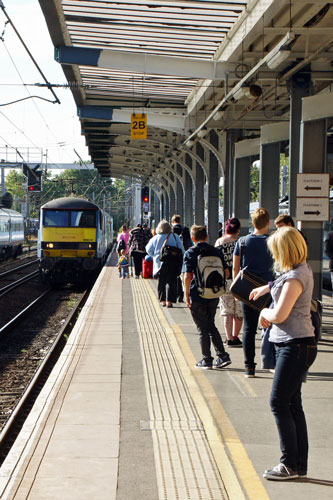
[55,46,236,80]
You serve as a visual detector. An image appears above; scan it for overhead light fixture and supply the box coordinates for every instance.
[213,110,224,121]
[232,86,247,101]
[243,84,262,99]
[267,48,291,69]
[233,84,263,101]
[197,127,208,138]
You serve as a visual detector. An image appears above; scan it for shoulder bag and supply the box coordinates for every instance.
[230,236,271,311]
[160,233,183,276]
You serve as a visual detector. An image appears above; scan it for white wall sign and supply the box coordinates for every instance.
[296,198,330,221]
[296,173,330,197]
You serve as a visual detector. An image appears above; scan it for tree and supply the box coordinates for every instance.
[5,170,26,211]
[250,162,260,202]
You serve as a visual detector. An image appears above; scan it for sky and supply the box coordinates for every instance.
[0,0,89,171]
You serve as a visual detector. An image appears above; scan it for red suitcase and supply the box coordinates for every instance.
[142,258,153,279]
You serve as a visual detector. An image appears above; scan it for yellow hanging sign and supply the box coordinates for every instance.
[131,113,147,139]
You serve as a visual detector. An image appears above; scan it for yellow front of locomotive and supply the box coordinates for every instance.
[39,197,100,284]
[42,226,96,259]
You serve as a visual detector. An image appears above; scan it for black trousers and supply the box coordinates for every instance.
[241,303,260,368]
[158,264,178,303]
[177,276,184,301]
[131,251,145,277]
[190,299,226,360]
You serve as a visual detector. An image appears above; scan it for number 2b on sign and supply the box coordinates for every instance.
[131,113,147,139]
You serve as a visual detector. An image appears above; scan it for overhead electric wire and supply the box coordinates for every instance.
[0,40,76,165]
[0,110,43,154]
[0,95,57,107]
[0,0,60,104]
[0,11,79,167]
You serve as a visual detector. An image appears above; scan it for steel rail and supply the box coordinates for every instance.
[0,259,39,279]
[0,288,50,336]
[0,270,40,297]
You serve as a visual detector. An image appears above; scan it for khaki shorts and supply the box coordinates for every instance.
[219,280,243,317]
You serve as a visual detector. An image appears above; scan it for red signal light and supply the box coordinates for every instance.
[143,196,149,203]
[28,185,35,191]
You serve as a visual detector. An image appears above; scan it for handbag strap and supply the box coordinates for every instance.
[161,232,171,252]
[239,236,247,270]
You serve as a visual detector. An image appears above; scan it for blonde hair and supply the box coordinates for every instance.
[267,226,307,272]
[251,207,270,229]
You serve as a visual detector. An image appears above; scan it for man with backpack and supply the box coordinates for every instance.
[184,225,231,370]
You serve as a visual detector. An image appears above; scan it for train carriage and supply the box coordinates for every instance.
[38,197,113,285]
[0,208,24,260]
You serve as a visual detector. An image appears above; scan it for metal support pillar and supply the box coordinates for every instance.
[195,143,205,225]
[288,76,312,218]
[208,150,219,244]
[300,118,327,299]
[153,191,161,227]
[1,167,5,195]
[233,157,251,235]
[224,129,242,223]
[184,171,193,227]
[132,183,141,227]
[207,130,220,244]
[164,189,170,221]
[161,193,165,220]
[176,178,184,220]
[169,186,176,219]
[185,155,194,227]
[260,142,280,226]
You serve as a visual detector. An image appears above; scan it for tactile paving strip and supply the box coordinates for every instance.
[132,279,228,500]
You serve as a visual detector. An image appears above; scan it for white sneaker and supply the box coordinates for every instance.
[263,463,298,480]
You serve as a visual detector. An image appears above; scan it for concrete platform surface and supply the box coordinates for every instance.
[0,262,332,500]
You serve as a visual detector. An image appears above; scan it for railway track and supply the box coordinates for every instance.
[0,267,40,297]
[0,249,37,274]
[0,259,43,325]
[0,286,88,463]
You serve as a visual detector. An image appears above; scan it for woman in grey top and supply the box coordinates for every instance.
[250,227,317,481]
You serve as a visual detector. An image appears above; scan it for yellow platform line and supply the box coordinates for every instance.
[144,280,270,500]
[233,372,258,398]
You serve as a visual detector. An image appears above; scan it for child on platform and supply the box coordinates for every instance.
[118,249,129,279]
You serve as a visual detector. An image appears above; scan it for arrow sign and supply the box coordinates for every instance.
[296,197,329,221]
[297,173,329,197]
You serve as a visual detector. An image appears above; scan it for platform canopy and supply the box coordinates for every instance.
[39,0,333,180]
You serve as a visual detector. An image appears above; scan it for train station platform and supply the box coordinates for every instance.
[0,254,332,500]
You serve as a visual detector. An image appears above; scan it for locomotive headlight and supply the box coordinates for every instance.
[88,244,92,248]
[47,243,54,248]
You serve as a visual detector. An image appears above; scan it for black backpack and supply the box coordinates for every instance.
[195,246,226,299]
[116,238,126,252]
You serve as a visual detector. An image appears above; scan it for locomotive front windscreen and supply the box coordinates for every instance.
[43,210,97,228]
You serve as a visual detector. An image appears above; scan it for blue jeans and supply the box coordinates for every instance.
[121,266,129,278]
[241,303,260,368]
[270,339,317,473]
[190,299,227,361]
